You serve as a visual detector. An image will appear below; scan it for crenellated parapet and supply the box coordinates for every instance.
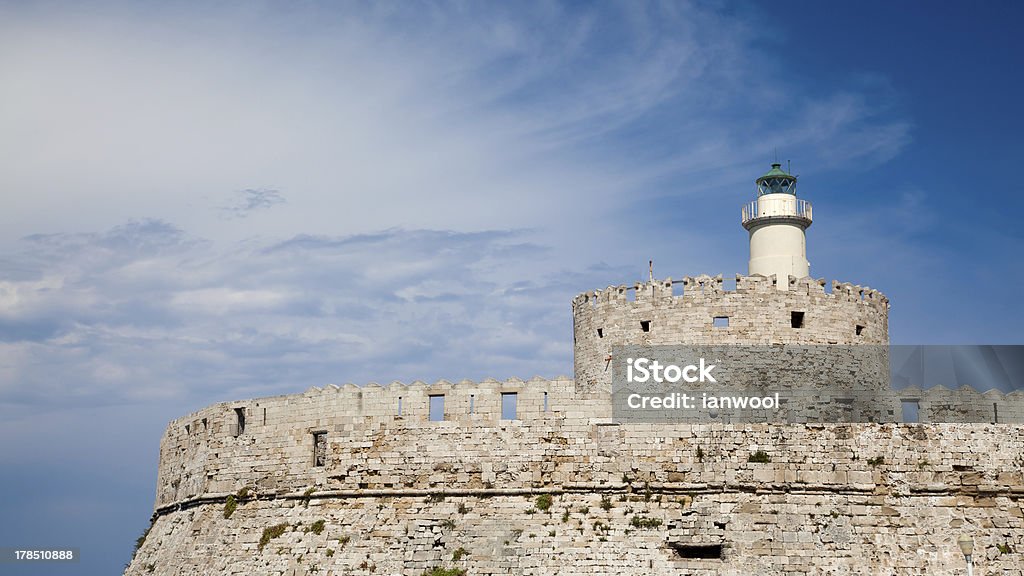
[573,274,890,394]
[153,374,1024,517]
[154,377,586,510]
[572,275,888,310]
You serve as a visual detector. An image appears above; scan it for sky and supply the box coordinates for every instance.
[0,1,1021,574]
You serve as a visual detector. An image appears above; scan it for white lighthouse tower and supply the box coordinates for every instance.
[741,163,813,288]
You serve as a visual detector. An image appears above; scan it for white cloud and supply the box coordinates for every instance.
[0,2,910,254]
[0,2,921,411]
[0,223,591,406]
[170,287,291,314]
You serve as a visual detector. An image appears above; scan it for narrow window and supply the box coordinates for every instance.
[713,316,729,328]
[543,391,549,412]
[470,394,475,414]
[901,400,919,423]
[429,395,445,422]
[501,392,518,420]
[312,431,327,467]
[640,320,651,332]
[184,424,191,435]
[597,328,604,338]
[855,324,865,336]
[233,408,246,437]
[791,311,805,328]
[993,403,999,424]
[202,418,208,431]
[670,543,723,559]
[397,396,403,416]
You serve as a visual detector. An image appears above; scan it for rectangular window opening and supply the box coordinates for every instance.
[856,324,865,336]
[901,400,920,423]
[670,543,723,560]
[640,320,651,332]
[713,316,729,328]
[312,431,327,467]
[429,395,445,422]
[501,392,518,420]
[993,402,999,424]
[791,311,805,328]
[597,328,604,339]
[233,408,246,437]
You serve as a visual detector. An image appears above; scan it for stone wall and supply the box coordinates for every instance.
[130,379,1024,576]
[153,378,588,509]
[899,385,1024,424]
[152,379,1024,510]
[572,275,889,395]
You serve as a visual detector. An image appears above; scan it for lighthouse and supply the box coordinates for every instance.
[741,163,813,288]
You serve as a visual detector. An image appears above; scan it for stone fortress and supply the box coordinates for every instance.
[126,165,1024,576]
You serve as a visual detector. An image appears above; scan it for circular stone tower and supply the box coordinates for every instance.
[742,163,812,285]
[572,163,889,395]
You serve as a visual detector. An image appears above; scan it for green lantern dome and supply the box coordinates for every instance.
[756,163,797,196]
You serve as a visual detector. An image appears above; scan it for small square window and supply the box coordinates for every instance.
[232,408,246,437]
[313,431,327,467]
[713,316,729,328]
[791,311,805,328]
[429,395,445,422]
[501,392,518,420]
[671,543,723,559]
[640,320,651,332]
[856,324,865,336]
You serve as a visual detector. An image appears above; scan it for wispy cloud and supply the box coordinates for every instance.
[0,222,606,409]
[218,189,286,219]
[0,1,911,251]
[0,1,926,412]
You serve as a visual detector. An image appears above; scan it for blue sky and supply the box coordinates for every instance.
[0,1,1021,574]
